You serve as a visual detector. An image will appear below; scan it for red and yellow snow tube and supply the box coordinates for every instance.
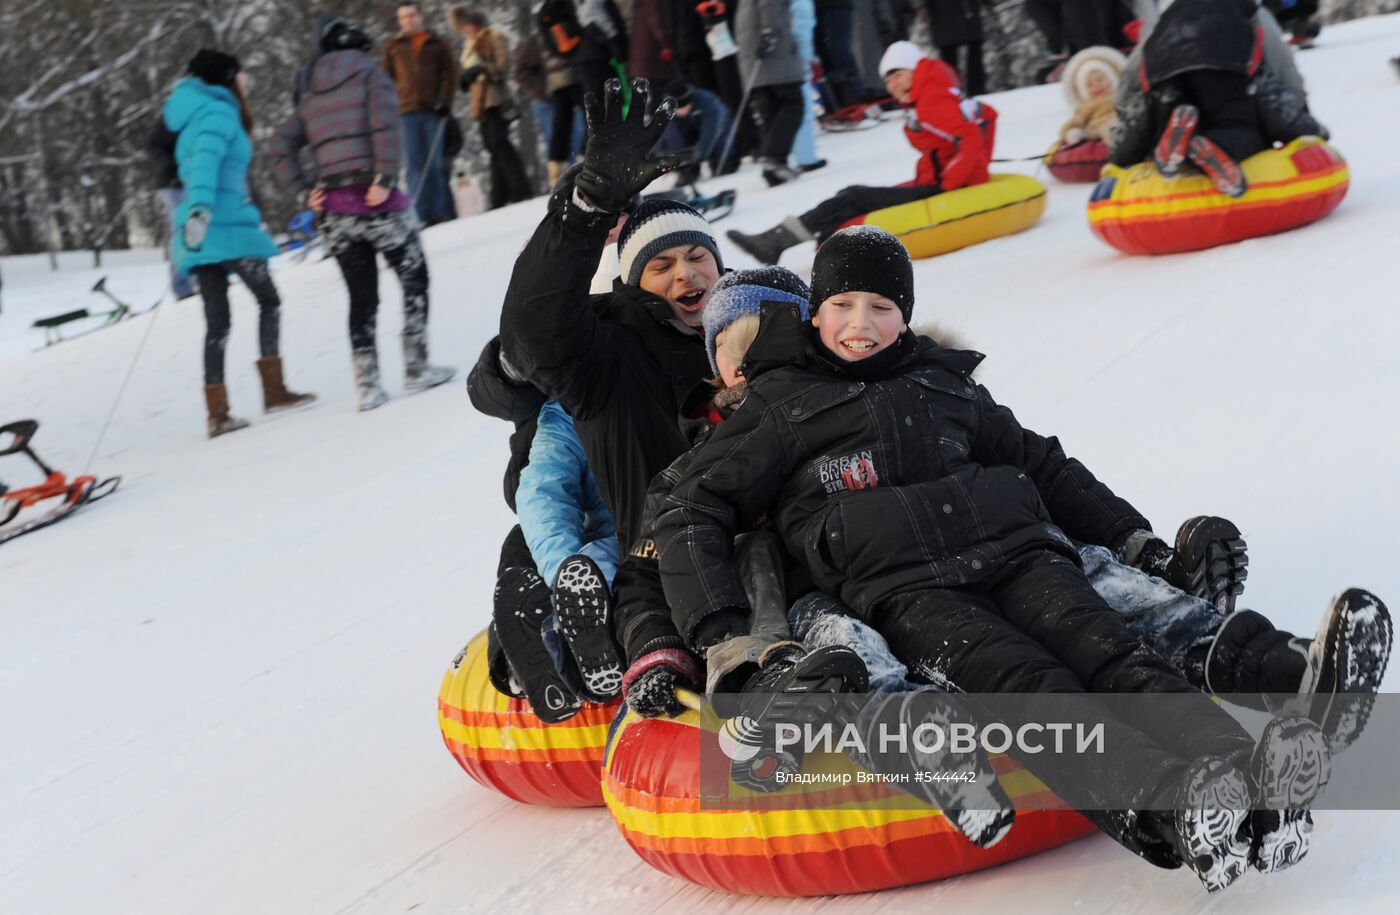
[1044,140,1108,183]
[1088,137,1348,255]
[842,174,1048,259]
[437,629,621,807]
[602,702,1096,896]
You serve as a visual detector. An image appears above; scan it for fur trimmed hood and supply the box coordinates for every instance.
[1062,46,1128,108]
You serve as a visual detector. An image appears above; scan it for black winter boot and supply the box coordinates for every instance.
[1157,757,1253,893]
[485,622,525,699]
[552,554,624,701]
[730,645,868,792]
[1296,588,1393,754]
[492,566,581,723]
[726,217,812,266]
[1202,610,1305,709]
[1154,105,1199,177]
[1140,516,1249,614]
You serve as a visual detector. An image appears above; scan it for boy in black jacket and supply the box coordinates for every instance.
[655,226,1331,892]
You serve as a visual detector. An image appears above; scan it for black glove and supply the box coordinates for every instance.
[575,78,683,213]
[622,648,701,718]
[459,66,483,89]
[757,29,778,58]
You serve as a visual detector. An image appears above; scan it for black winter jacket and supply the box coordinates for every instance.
[499,201,712,551]
[1142,0,1260,88]
[655,305,1151,643]
[467,336,548,512]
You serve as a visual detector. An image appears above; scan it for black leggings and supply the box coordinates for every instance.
[481,107,533,207]
[193,258,280,385]
[321,210,429,353]
[801,183,940,241]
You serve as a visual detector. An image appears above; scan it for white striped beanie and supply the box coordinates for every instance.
[617,198,723,287]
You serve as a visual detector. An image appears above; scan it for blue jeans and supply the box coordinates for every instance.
[815,5,862,108]
[402,111,455,225]
[656,88,732,168]
[530,99,586,163]
[156,187,195,299]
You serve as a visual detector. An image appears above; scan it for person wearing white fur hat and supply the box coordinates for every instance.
[1059,45,1127,147]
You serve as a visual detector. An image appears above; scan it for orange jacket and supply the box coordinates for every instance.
[903,58,994,190]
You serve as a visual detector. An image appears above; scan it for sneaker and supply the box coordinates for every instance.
[1154,105,1199,178]
[552,555,624,701]
[1247,715,1330,873]
[352,349,389,412]
[796,159,828,173]
[1295,588,1393,754]
[1188,135,1248,198]
[761,162,800,187]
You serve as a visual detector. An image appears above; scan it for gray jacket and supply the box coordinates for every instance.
[736,0,805,88]
[270,50,402,192]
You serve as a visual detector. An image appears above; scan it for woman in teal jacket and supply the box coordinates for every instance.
[165,50,314,437]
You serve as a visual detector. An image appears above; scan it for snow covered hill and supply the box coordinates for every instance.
[4,13,1400,914]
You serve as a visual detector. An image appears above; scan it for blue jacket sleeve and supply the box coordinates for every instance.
[517,402,620,585]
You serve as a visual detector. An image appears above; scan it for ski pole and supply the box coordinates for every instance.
[717,57,763,175]
[411,114,453,207]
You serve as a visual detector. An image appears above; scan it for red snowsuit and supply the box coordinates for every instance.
[904,58,996,190]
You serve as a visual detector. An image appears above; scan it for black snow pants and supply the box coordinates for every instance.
[800,184,941,241]
[1161,69,1270,162]
[320,209,430,357]
[751,83,806,165]
[193,257,280,385]
[868,551,1255,818]
[1026,0,1117,55]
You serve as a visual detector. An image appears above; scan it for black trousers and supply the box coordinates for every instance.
[750,82,806,164]
[480,108,533,207]
[801,184,940,241]
[1163,70,1270,162]
[1026,0,1117,55]
[321,210,429,353]
[869,552,1255,816]
[937,42,986,98]
[193,257,280,385]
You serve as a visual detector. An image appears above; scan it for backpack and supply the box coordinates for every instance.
[147,118,180,189]
[536,0,583,57]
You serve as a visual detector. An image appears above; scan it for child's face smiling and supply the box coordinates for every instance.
[813,292,906,361]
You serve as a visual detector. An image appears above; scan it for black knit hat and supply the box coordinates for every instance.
[617,198,723,287]
[809,226,915,323]
[320,16,373,53]
[188,49,242,88]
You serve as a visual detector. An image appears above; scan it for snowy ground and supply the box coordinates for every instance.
[4,13,1400,915]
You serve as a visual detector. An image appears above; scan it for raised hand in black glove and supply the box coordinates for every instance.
[621,648,702,718]
[574,77,684,213]
[757,29,778,58]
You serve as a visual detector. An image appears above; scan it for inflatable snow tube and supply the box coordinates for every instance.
[841,174,1048,259]
[1044,140,1108,183]
[1088,137,1348,255]
[601,702,1096,896]
[437,629,621,807]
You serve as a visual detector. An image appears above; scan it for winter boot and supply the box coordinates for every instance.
[1153,105,1199,178]
[1201,610,1303,711]
[351,348,389,412]
[403,335,457,394]
[761,161,800,187]
[552,555,624,701]
[1164,515,1250,614]
[203,384,250,438]
[726,217,812,266]
[255,356,316,413]
[1165,756,1253,893]
[1246,714,1330,873]
[894,689,1016,848]
[493,566,581,723]
[1294,588,1393,754]
[796,159,828,174]
[730,644,869,792]
[486,622,526,699]
[1188,135,1248,198]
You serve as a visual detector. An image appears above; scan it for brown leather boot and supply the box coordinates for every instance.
[255,356,316,412]
[204,383,250,438]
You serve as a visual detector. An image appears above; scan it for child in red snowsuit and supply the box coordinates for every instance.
[726,41,996,265]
